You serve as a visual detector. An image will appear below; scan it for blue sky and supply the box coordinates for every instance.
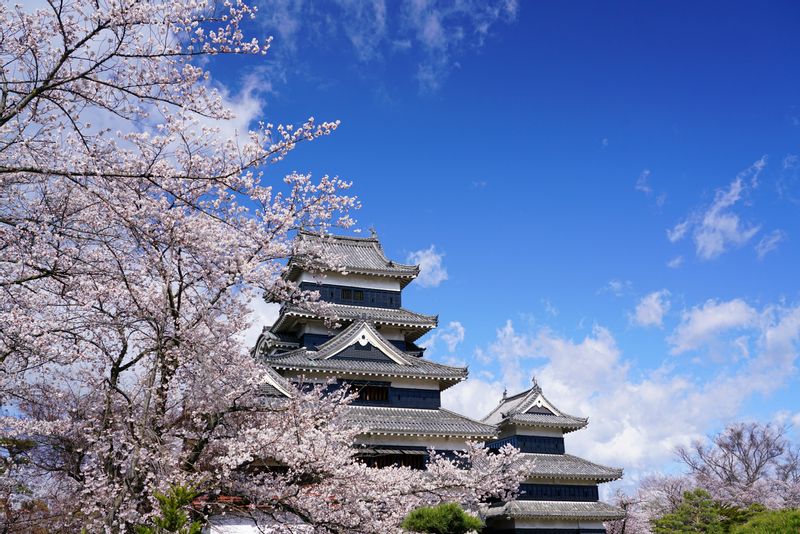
[228,1,800,487]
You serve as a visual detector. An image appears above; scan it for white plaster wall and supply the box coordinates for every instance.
[298,271,401,291]
[511,519,605,530]
[357,434,473,450]
[280,371,444,390]
[298,321,405,341]
[521,477,597,486]
[205,515,312,533]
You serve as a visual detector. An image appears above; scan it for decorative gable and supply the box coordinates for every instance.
[329,343,396,362]
[521,391,561,416]
[315,321,411,365]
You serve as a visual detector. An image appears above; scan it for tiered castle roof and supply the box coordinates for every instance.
[284,231,420,286]
[483,382,589,434]
[255,231,625,533]
[482,380,624,531]
[257,231,493,442]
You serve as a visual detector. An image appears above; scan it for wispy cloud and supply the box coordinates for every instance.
[635,168,667,206]
[668,157,767,260]
[541,298,559,317]
[420,320,465,354]
[635,169,653,195]
[755,229,786,260]
[599,279,633,297]
[631,290,671,328]
[407,245,448,287]
[256,0,518,94]
[667,255,684,269]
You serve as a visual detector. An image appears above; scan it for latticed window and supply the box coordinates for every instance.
[358,384,389,402]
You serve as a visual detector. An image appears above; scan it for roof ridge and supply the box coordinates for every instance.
[560,453,624,471]
[438,407,496,428]
[298,230,380,243]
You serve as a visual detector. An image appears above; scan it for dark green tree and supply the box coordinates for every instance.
[134,485,203,534]
[731,508,800,533]
[717,502,766,533]
[651,489,724,534]
[401,503,483,534]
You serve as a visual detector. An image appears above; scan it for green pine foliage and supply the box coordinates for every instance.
[134,485,203,534]
[717,502,767,533]
[401,503,483,534]
[651,489,725,534]
[731,509,800,533]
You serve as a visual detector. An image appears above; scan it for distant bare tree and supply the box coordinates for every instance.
[677,422,800,508]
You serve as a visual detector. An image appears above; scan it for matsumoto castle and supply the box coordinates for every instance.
[252,231,624,534]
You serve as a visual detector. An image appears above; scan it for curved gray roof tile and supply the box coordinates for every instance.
[520,453,623,482]
[347,406,496,438]
[484,500,625,521]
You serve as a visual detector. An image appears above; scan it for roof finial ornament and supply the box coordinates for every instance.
[369,226,378,239]
[501,388,507,401]
[532,374,540,390]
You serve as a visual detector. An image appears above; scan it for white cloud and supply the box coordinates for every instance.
[667,255,684,269]
[668,299,758,355]
[441,378,505,420]
[257,0,517,94]
[542,298,559,317]
[668,157,767,259]
[240,298,280,349]
[420,320,465,354]
[667,220,690,243]
[755,229,786,260]
[635,169,652,194]
[408,245,448,287]
[600,279,633,297]
[631,290,671,328]
[466,303,800,476]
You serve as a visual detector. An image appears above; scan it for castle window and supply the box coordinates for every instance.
[358,384,389,402]
[341,288,352,300]
[353,289,364,301]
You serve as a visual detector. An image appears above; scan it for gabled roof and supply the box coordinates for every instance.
[264,321,467,384]
[258,365,295,398]
[519,453,623,482]
[347,406,496,438]
[286,232,420,286]
[484,500,625,521]
[255,330,300,356]
[312,321,414,364]
[482,381,588,433]
[271,303,437,340]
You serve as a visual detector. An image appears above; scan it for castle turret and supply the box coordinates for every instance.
[255,232,495,468]
[482,379,624,533]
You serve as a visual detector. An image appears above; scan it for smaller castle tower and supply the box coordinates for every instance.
[481,379,624,533]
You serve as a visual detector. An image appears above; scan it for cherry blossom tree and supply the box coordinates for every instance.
[0,1,523,532]
[677,422,800,508]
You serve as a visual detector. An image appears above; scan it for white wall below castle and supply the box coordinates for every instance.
[357,434,474,450]
[204,514,311,533]
[299,321,406,341]
[299,271,401,291]
[507,519,606,530]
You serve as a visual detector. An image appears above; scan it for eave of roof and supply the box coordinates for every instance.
[266,349,467,383]
[270,304,437,340]
[482,383,588,433]
[520,453,623,483]
[285,232,420,287]
[484,500,625,521]
[346,406,497,438]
